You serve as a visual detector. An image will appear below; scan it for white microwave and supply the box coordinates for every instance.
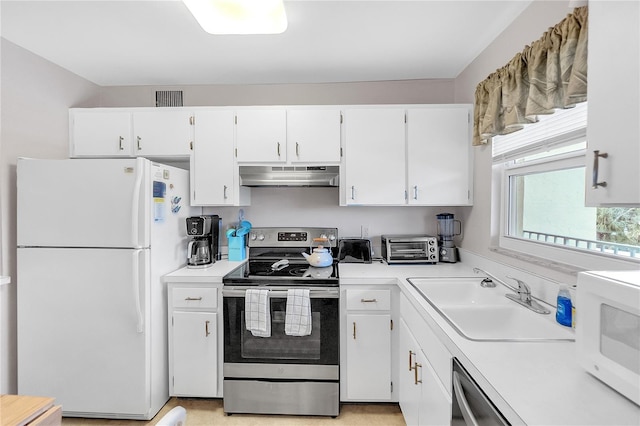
[576,270,640,406]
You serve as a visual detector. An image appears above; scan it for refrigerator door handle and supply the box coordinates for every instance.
[133,249,144,333]
[131,158,145,248]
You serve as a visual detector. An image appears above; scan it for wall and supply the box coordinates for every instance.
[453,0,578,283]
[0,38,101,393]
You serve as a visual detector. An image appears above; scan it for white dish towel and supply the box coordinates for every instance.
[285,288,312,336]
[245,289,271,337]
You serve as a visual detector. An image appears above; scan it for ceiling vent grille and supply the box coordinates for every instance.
[156,90,183,107]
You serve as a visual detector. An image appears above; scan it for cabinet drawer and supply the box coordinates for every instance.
[346,289,391,311]
[172,287,218,309]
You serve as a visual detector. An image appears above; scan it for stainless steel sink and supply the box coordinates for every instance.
[407,277,575,342]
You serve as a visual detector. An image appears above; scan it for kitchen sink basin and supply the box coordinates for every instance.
[407,277,575,342]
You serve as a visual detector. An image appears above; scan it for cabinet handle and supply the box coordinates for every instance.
[413,185,418,200]
[277,142,281,157]
[118,136,124,151]
[352,322,356,339]
[351,186,355,200]
[185,297,202,301]
[408,350,415,371]
[414,362,422,385]
[137,136,142,151]
[592,150,608,189]
[205,320,211,337]
[223,185,228,199]
[190,141,193,151]
[296,142,300,157]
[360,298,377,303]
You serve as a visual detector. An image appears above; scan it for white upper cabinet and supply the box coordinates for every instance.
[70,110,132,157]
[191,109,250,206]
[585,1,640,206]
[287,109,342,163]
[235,109,287,163]
[343,108,407,205]
[132,110,193,157]
[407,106,472,206]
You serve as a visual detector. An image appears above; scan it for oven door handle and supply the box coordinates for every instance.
[222,288,339,298]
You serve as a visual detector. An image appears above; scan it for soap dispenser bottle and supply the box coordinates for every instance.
[556,284,572,327]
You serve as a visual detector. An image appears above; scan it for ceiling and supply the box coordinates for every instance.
[0,0,532,87]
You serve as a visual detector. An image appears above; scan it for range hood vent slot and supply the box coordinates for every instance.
[239,165,339,187]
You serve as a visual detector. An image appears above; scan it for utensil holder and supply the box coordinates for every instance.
[228,236,247,261]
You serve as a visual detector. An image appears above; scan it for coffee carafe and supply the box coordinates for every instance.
[436,212,462,263]
[186,215,221,268]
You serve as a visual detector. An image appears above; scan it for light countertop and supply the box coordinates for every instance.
[162,260,640,425]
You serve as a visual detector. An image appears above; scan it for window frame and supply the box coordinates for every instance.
[497,148,640,271]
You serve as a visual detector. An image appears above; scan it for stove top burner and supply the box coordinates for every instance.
[223,260,339,286]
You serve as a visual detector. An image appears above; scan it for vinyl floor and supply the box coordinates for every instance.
[61,397,406,426]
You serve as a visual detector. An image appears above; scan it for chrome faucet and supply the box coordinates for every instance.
[473,268,550,314]
[505,276,550,314]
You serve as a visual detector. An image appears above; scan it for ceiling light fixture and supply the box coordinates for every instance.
[182,0,288,35]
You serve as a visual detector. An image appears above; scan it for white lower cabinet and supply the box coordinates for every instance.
[168,283,222,398]
[341,286,397,402]
[399,295,451,426]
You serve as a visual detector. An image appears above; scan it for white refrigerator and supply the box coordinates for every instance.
[16,157,199,420]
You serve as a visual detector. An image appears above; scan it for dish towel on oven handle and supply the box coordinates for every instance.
[285,288,312,336]
[245,289,271,337]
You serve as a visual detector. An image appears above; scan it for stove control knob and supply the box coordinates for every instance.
[258,234,265,241]
[320,233,327,240]
[328,234,336,241]
[250,233,257,241]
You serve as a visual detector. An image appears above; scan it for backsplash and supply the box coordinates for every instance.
[203,186,468,256]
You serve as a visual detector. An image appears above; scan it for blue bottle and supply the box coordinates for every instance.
[556,284,572,327]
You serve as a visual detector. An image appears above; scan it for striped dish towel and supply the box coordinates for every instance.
[285,288,312,336]
[245,289,271,337]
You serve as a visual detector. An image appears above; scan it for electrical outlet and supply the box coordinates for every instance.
[361,225,370,239]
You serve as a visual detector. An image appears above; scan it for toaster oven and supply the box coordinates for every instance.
[381,235,438,264]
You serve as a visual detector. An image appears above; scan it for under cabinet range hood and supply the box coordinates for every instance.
[239,166,339,187]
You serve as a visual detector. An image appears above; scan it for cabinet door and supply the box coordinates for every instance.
[345,313,391,400]
[287,109,341,163]
[70,111,132,157]
[172,311,217,397]
[585,1,640,206]
[417,349,451,426]
[344,108,406,205]
[191,110,243,206]
[132,110,192,157]
[235,109,287,162]
[407,107,472,205]
[398,318,421,426]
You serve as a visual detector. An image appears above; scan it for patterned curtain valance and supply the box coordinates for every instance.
[473,6,588,146]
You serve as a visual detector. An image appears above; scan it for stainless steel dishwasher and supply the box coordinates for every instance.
[452,358,510,426]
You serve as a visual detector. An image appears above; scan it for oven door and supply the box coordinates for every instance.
[222,286,339,369]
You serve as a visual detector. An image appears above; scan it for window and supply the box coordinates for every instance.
[493,103,640,268]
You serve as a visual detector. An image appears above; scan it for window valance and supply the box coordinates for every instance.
[473,6,588,146]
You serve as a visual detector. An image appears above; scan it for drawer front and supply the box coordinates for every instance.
[345,289,391,311]
[172,287,218,309]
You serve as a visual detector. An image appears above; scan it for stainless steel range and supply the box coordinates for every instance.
[222,227,340,417]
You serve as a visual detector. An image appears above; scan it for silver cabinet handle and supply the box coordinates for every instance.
[360,298,377,303]
[453,371,480,426]
[205,320,211,337]
[592,150,608,189]
[185,297,202,301]
[277,142,281,157]
[352,322,356,339]
[223,185,228,199]
[351,186,355,200]
[137,136,142,151]
[413,185,418,200]
[119,136,124,151]
[296,142,300,157]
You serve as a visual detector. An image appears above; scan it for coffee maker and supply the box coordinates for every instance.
[436,213,461,263]
[186,215,221,268]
